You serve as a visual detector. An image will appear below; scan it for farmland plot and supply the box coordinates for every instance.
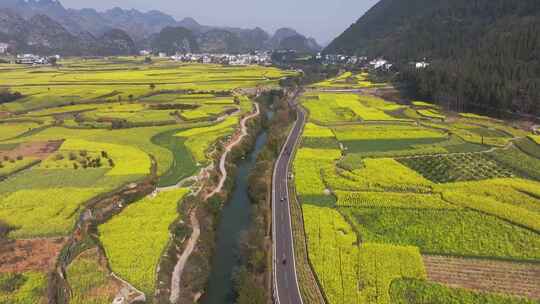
[293,86,540,303]
[0,272,46,304]
[302,93,400,124]
[99,188,189,297]
[311,72,387,89]
[0,58,288,301]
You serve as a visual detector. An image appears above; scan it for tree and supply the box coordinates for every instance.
[234,267,266,304]
[0,89,22,104]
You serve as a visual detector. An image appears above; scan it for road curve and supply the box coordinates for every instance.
[272,89,306,304]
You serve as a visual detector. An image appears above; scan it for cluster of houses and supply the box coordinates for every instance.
[14,54,60,65]
[315,53,430,71]
[315,53,368,65]
[139,50,272,66]
[167,52,272,66]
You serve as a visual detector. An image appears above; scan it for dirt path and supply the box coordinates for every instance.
[169,210,200,304]
[423,255,540,299]
[204,102,260,199]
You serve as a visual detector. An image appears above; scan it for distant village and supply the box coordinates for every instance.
[315,53,430,70]
[0,41,430,70]
[140,50,273,66]
[0,43,274,66]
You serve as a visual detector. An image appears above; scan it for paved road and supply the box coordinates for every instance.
[272,89,306,304]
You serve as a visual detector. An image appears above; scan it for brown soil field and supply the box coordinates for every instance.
[0,237,67,273]
[0,140,63,160]
[423,255,540,299]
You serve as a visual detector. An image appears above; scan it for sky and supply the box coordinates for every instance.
[60,0,378,45]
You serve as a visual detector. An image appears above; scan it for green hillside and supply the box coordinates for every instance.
[325,0,540,117]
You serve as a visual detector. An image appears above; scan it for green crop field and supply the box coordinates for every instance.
[293,86,540,304]
[0,122,42,141]
[412,101,438,108]
[0,60,296,113]
[0,272,47,304]
[99,188,189,297]
[390,279,536,304]
[303,205,426,304]
[417,109,445,120]
[398,153,515,183]
[302,93,404,124]
[0,59,282,238]
[341,207,540,260]
[311,72,387,89]
[66,249,116,304]
[176,114,240,164]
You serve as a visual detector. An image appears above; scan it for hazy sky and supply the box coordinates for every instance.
[61,0,378,44]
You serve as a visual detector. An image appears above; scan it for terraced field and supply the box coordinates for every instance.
[0,58,294,302]
[293,88,540,303]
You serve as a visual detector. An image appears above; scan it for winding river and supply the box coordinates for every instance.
[202,127,269,304]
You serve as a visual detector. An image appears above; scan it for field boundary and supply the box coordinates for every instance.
[287,104,328,304]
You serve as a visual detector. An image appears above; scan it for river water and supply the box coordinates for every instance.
[202,128,269,304]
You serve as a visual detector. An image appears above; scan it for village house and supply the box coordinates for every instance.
[415,61,430,69]
[15,54,52,65]
[171,52,272,66]
[0,43,10,54]
[139,50,151,56]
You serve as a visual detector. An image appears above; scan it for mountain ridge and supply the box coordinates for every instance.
[0,8,136,56]
[0,0,321,54]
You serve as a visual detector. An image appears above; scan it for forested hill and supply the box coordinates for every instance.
[325,0,540,117]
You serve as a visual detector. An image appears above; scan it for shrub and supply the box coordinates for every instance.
[0,89,22,104]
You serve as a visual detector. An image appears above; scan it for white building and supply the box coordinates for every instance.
[15,54,51,65]
[415,61,430,69]
[370,58,388,69]
[202,56,212,64]
[0,43,10,54]
[170,52,272,66]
